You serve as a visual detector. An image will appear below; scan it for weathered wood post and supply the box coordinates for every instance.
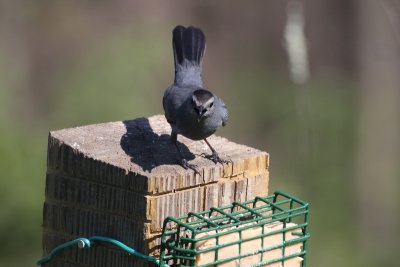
[42,115,269,266]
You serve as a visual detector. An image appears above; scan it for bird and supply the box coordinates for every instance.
[163,25,229,173]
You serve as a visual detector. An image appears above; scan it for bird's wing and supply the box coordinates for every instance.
[218,97,229,127]
[163,87,176,125]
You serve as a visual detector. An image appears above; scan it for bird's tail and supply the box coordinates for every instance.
[173,25,206,67]
[172,26,206,87]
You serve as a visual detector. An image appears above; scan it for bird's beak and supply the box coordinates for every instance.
[197,108,204,122]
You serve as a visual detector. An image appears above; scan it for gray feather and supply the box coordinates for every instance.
[172,26,205,87]
[163,26,228,141]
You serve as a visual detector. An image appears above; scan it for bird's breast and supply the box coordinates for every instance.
[177,114,221,140]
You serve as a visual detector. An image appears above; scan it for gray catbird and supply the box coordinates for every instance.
[163,25,228,173]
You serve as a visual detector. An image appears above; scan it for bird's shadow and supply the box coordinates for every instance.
[120,118,195,172]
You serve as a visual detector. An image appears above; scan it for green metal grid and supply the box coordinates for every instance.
[159,191,310,267]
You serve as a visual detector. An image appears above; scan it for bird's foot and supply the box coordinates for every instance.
[205,152,230,165]
[180,159,202,176]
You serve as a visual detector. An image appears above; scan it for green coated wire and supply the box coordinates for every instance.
[37,192,309,267]
[159,191,310,267]
[36,236,170,267]
[36,237,91,267]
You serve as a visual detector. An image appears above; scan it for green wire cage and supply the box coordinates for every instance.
[36,191,310,267]
[159,191,310,267]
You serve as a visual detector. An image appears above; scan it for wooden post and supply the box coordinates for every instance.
[42,115,269,266]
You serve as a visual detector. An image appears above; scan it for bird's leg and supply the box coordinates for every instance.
[171,132,201,176]
[204,138,230,164]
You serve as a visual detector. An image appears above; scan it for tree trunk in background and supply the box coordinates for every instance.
[356,0,400,265]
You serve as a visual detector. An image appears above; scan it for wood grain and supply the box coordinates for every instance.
[42,115,270,266]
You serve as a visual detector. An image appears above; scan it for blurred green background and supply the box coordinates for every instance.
[0,1,399,266]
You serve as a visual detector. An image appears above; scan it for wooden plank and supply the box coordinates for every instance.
[48,115,269,194]
[42,115,270,266]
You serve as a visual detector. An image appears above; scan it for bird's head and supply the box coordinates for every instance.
[191,89,215,122]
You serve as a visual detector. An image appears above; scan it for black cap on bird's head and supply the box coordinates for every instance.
[191,89,215,121]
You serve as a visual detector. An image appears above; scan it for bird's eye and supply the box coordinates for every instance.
[210,102,214,108]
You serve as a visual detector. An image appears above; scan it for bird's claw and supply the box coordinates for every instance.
[206,152,230,165]
[181,159,202,176]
